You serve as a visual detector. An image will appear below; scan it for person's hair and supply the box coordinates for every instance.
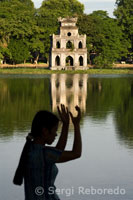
[31,110,59,138]
[13,110,59,186]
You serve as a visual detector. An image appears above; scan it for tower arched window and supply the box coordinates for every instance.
[79,56,83,66]
[66,56,74,66]
[66,41,73,49]
[55,56,60,66]
[56,41,60,49]
[79,41,83,49]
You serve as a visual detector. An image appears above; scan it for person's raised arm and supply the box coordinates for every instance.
[70,106,82,158]
[55,104,69,151]
[57,106,82,163]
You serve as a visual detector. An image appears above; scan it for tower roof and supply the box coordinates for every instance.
[58,17,78,23]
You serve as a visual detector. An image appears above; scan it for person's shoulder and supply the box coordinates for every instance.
[44,146,62,153]
[43,146,63,163]
[28,143,44,155]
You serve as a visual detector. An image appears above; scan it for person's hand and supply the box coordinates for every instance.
[57,104,70,125]
[69,106,81,126]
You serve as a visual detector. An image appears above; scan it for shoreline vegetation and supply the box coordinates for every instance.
[0,64,133,74]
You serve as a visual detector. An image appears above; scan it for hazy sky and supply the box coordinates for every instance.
[32,0,116,17]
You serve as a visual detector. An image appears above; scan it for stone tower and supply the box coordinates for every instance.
[50,17,87,70]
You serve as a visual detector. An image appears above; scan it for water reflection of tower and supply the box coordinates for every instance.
[51,74,88,115]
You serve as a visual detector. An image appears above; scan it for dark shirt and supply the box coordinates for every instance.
[24,143,62,200]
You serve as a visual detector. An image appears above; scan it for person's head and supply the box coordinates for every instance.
[31,110,59,144]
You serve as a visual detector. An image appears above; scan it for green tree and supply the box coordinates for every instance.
[0,52,4,62]
[78,11,128,67]
[8,39,31,64]
[0,0,37,63]
[29,26,45,63]
[114,0,133,52]
[19,0,34,8]
[0,0,35,38]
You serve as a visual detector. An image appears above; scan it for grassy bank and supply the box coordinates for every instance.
[0,68,133,75]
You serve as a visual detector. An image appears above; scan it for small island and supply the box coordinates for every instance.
[0,0,132,73]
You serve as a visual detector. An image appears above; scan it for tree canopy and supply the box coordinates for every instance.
[0,0,45,63]
[0,0,132,66]
[114,0,133,52]
[78,11,128,67]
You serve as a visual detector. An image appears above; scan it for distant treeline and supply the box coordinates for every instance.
[0,0,132,67]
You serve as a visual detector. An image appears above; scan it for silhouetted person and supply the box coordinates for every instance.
[13,104,82,200]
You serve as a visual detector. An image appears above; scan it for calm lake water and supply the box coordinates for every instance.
[0,74,133,200]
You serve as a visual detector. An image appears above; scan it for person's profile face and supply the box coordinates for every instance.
[45,124,58,145]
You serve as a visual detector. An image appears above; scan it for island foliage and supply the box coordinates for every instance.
[0,0,132,67]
